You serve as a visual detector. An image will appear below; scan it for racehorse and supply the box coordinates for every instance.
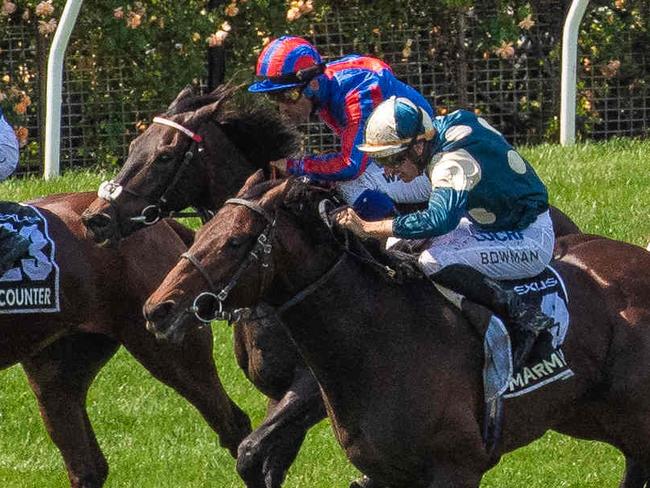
[3,192,250,488]
[144,172,650,488]
[81,85,583,488]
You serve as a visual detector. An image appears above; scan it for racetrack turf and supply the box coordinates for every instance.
[1,137,649,486]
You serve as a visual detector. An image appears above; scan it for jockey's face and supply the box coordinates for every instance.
[276,93,313,124]
[380,142,427,182]
[383,159,420,182]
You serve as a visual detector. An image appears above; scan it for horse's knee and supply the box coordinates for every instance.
[218,404,252,458]
[236,436,265,486]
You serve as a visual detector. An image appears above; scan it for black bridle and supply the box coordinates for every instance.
[180,195,398,325]
[97,117,214,229]
[182,197,277,323]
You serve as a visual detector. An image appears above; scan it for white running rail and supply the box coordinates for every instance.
[560,0,590,146]
[44,0,84,179]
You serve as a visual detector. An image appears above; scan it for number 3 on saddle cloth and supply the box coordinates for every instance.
[0,203,60,314]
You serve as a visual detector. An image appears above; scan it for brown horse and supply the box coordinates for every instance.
[81,86,583,488]
[3,192,250,488]
[145,172,650,488]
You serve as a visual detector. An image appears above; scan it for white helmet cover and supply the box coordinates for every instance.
[358,96,434,159]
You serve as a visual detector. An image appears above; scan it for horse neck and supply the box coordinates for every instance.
[203,132,262,210]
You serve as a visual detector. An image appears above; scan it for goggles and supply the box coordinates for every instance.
[374,149,410,168]
[266,87,304,104]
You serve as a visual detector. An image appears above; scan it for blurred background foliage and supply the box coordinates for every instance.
[1,0,649,172]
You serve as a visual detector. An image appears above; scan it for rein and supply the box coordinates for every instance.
[97,117,214,227]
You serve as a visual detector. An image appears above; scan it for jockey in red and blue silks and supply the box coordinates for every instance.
[249,36,433,219]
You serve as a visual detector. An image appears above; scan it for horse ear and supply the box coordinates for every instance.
[236,170,266,196]
[167,85,195,112]
[193,98,225,123]
[282,179,329,214]
[193,83,241,123]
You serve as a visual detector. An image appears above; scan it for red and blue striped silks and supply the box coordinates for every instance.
[287,54,434,181]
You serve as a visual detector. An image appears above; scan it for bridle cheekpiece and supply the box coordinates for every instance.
[97,116,210,227]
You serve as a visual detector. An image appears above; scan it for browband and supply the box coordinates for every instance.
[152,117,203,143]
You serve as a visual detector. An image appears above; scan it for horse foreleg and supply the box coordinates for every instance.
[237,367,326,488]
[117,320,251,457]
[620,456,650,488]
[22,333,119,488]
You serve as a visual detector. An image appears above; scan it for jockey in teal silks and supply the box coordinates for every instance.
[335,96,555,369]
[249,35,433,220]
[0,106,30,275]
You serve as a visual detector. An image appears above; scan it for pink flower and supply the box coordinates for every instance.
[1,1,17,16]
[113,7,124,20]
[518,14,535,30]
[13,101,27,115]
[35,1,54,18]
[208,30,229,47]
[299,0,314,14]
[15,127,28,148]
[286,7,300,21]
[38,18,58,36]
[494,41,515,60]
[126,12,142,29]
[224,2,239,16]
[600,59,621,79]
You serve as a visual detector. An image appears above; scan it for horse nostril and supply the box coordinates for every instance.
[143,300,176,325]
[82,212,112,234]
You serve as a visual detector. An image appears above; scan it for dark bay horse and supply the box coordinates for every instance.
[144,173,650,488]
[3,191,250,488]
[81,85,583,488]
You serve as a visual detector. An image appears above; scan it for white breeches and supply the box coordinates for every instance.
[417,210,555,280]
[335,161,431,205]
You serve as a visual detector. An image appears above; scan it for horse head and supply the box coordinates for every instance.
[143,171,339,342]
[82,84,299,246]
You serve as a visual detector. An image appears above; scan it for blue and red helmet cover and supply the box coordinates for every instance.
[249,36,322,93]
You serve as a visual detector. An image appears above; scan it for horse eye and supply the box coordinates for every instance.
[158,154,172,163]
[227,236,248,248]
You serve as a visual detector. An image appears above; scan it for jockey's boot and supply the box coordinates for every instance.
[429,264,554,371]
[0,227,30,274]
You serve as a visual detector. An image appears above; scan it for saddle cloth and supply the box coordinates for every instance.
[0,202,60,314]
[484,265,574,401]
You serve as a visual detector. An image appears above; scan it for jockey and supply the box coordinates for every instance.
[0,106,29,274]
[249,35,432,220]
[336,96,555,369]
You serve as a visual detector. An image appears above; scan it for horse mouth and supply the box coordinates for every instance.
[144,301,194,343]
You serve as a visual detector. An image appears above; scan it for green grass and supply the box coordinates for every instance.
[1,138,649,487]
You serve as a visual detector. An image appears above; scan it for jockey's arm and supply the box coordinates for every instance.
[287,88,375,181]
[339,187,467,240]
[337,155,473,240]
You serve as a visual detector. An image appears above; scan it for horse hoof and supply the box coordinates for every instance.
[349,475,374,488]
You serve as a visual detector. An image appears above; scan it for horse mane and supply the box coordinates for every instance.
[278,179,429,285]
[167,83,301,168]
[217,101,301,168]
